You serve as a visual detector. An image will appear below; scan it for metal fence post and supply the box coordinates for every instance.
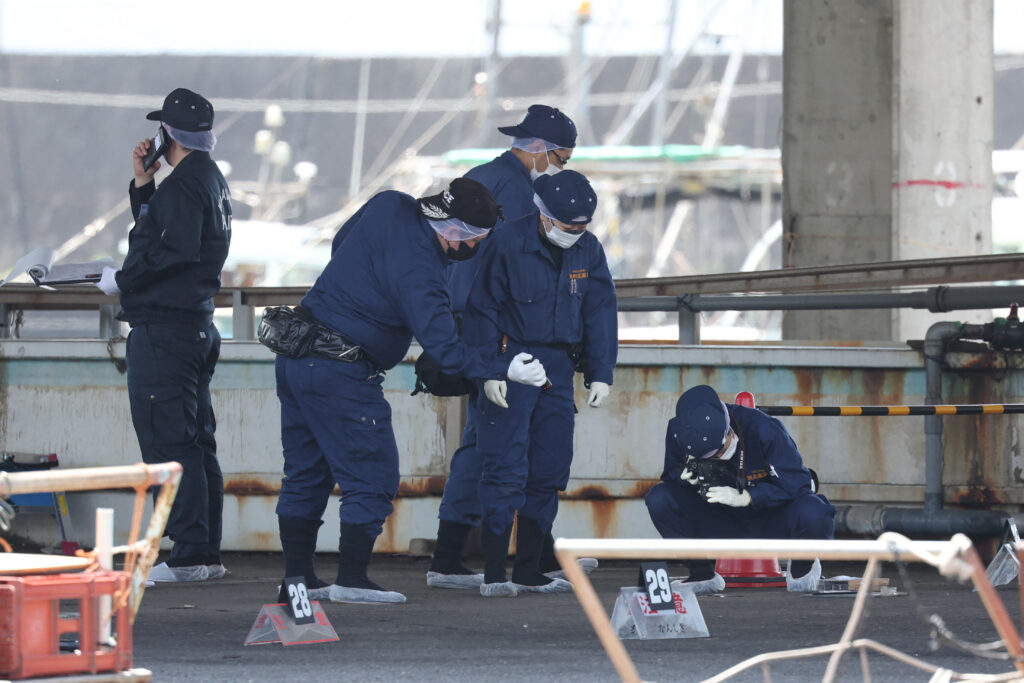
[98,304,121,339]
[232,289,255,340]
[677,296,700,345]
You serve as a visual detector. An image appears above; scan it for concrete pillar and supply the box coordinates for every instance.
[782,0,894,341]
[782,0,993,342]
[892,0,993,341]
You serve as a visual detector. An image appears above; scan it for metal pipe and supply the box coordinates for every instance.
[617,286,1024,313]
[836,504,1008,537]
[923,321,989,512]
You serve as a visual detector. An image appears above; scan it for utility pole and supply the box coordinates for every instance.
[478,0,502,140]
[650,0,679,147]
[568,2,593,143]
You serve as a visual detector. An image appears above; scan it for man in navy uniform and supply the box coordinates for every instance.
[273,178,550,605]
[645,385,836,594]
[428,105,582,589]
[97,88,232,583]
[462,170,617,597]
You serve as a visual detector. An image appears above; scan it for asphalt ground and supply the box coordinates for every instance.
[125,552,1024,683]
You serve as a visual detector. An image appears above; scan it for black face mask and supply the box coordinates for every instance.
[446,241,481,262]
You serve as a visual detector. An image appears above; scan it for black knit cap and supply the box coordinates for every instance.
[146,88,215,132]
[417,177,502,229]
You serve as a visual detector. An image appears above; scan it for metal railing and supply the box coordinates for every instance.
[2,253,1023,341]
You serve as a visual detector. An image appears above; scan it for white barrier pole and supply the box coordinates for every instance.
[95,507,114,646]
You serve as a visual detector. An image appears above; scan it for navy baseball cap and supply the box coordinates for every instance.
[671,385,731,459]
[498,104,577,149]
[147,88,215,132]
[533,171,597,225]
[418,177,502,230]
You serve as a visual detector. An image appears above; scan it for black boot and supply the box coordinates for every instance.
[682,560,717,582]
[429,520,476,574]
[479,524,516,597]
[480,524,512,584]
[538,529,599,579]
[330,523,406,604]
[511,517,571,593]
[427,520,483,589]
[277,516,328,603]
[538,530,559,574]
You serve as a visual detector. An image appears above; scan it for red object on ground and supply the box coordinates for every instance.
[715,557,787,588]
[0,571,133,679]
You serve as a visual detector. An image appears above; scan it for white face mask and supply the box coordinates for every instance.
[529,155,558,181]
[717,435,739,461]
[542,217,584,249]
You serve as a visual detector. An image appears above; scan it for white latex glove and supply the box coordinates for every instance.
[705,486,752,508]
[587,381,609,408]
[97,266,120,295]
[506,352,548,387]
[679,463,698,487]
[484,380,508,409]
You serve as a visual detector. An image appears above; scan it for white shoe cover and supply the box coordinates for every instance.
[307,585,332,601]
[479,581,518,597]
[148,561,209,583]
[514,577,573,594]
[786,558,821,593]
[327,584,406,604]
[276,582,332,602]
[671,573,726,596]
[207,564,229,580]
[426,571,485,589]
[543,557,599,580]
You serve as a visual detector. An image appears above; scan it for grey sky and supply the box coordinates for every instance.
[3,0,1022,57]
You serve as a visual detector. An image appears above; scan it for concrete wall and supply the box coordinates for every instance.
[782,0,895,341]
[892,0,994,339]
[3,338,1023,552]
[782,0,995,343]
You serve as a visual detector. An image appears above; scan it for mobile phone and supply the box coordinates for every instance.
[142,126,169,171]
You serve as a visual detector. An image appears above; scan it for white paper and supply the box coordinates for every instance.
[0,246,54,287]
[0,246,117,288]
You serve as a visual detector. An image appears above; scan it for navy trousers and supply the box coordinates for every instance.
[476,347,576,536]
[274,355,399,539]
[645,481,836,541]
[126,322,222,565]
[437,399,482,527]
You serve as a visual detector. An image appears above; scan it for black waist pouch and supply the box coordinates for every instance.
[257,305,320,358]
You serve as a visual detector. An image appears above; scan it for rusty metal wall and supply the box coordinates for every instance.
[2,339,1022,552]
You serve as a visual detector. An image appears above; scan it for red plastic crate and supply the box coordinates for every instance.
[0,571,133,680]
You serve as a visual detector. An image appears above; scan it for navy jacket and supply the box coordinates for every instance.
[462,213,618,386]
[117,151,232,326]
[301,190,507,379]
[447,151,536,315]
[661,404,816,508]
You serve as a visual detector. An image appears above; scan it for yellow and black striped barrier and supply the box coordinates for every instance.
[760,404,1024,416]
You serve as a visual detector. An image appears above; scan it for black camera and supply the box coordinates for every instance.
[684,456,741,500]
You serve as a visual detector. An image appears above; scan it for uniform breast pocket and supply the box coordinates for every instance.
[508,276,549,306]
[509,267,554,325]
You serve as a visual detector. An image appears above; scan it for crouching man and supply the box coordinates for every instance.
[645,385,836,594]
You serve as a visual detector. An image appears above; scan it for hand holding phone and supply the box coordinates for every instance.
[141,126,170,172]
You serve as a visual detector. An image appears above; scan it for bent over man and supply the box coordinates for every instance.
[98,87,231,583]
[645,385,836,594]
[272,178,549,605]
[463,170,618,597]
